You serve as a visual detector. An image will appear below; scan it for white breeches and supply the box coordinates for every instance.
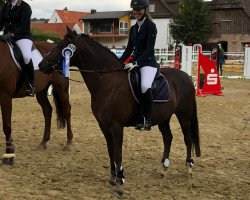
[140,66,157,93]
[16,39,33,64]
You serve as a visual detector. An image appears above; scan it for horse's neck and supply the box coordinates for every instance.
[80,67,126,99]
[76,42,125,95]
[34,41,54,56]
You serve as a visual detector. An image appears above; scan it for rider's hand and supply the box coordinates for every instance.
[124,62,138,72]
[0,33,14,41]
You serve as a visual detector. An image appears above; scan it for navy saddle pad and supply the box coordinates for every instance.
[128,68,170,103]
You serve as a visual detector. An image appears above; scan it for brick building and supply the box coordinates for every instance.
[206,0,250,52]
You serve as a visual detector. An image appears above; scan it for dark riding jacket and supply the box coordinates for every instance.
[0,0,33,41]
[120,17,158,68]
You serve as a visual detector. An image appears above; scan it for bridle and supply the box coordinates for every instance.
[43,34,126,74]
[42,56,61,71]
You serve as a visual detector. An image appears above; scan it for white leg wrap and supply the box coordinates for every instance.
[3,153,16,158]
[163,159,170,168]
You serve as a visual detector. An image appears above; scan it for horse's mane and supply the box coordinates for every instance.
[79,34,123,64]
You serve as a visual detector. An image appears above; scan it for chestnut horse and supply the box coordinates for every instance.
[39,28,201,195]
[0,40,73,165]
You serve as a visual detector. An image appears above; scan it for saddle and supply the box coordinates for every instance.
[4,40,43,96]
[6,40,42,71]
[128,68,170,103]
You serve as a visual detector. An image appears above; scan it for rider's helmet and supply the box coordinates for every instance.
[130,0,149,10]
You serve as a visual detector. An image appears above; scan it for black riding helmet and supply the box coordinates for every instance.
[130,0,149,10]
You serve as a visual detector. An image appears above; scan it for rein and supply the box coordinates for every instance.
[68,68,126,73]
[55,67,126,83]
[44,34,126,74]
[67,34,126,74]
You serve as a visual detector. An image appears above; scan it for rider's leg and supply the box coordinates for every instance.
[136,66,157,131]
[16,39,35,96]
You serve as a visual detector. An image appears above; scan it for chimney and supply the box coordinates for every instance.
[64,7,68,12]
[91,9,96,14]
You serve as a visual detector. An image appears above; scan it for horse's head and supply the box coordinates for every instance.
[39,26,78,74]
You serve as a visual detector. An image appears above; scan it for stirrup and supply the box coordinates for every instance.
[143,118,151,131]
[144,122,151,131]
[26,86,36,97]
[135,117,144,131]
[135,123,144,130]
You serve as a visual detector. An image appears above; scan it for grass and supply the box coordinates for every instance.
[31,28,61,43]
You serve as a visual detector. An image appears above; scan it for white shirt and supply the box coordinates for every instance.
[137,17,146,32]
[11,0,18,9]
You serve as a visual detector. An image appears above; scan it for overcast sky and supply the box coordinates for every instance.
[29,0,132,19]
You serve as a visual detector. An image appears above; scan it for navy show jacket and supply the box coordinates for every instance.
[120,17,159,68]
[0,0,33,41]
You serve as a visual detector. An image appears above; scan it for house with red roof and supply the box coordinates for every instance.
[31,7,90,38]
[48,7,89,33]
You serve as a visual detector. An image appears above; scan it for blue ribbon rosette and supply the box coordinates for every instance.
[62,44,76,77]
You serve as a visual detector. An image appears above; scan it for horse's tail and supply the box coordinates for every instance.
[52,88,66,129]
[191,100,201,157]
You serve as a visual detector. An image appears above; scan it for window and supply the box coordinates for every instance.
[119,21,129,34]
[119,22,128,29]
[149,4,155,12]
[100,23,112,33]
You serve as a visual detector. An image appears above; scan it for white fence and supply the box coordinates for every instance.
[155,49,244,65]
[110,46,247,78]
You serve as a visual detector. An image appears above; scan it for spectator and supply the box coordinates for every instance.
[217,44,225,76]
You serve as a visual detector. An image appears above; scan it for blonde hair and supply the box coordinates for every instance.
[145,10,153,22]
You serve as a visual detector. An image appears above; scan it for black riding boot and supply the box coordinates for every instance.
[135,91,144,130]
[142,89,153,131]
[135,89,153,131]
[24,60,35,96]
[135,108,144,130]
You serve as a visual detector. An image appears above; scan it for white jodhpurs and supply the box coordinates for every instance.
[140,66,157,93]
[16,39,33,64]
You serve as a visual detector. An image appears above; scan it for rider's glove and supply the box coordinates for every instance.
[0,33,14,41]
[124,61,139,72]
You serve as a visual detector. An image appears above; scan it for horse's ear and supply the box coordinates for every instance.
[66,25,77,38]
[66,25,72,34]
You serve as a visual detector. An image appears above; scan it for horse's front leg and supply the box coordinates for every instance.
[0,94,15,165]
[111,123,125,196]
[99,122,124,196]
[36,89,52,150]
[98,123,116,186]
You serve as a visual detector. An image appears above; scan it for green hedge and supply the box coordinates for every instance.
[31,28,61,43]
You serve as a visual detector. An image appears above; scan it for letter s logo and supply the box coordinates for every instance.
[207,74,218,85]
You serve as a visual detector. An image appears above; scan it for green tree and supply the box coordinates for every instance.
[170,0,211,45]
[0,0,5,8]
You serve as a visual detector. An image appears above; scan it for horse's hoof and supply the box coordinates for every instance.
[63,142,73,151]
[157,159,169,178]
[109,174,116,186]
[2,154,15,165]
[186,158,194,174]
[114,183,123,197]
[157,166,168,178]
[67,140,73,145]
[37,143,47,150]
